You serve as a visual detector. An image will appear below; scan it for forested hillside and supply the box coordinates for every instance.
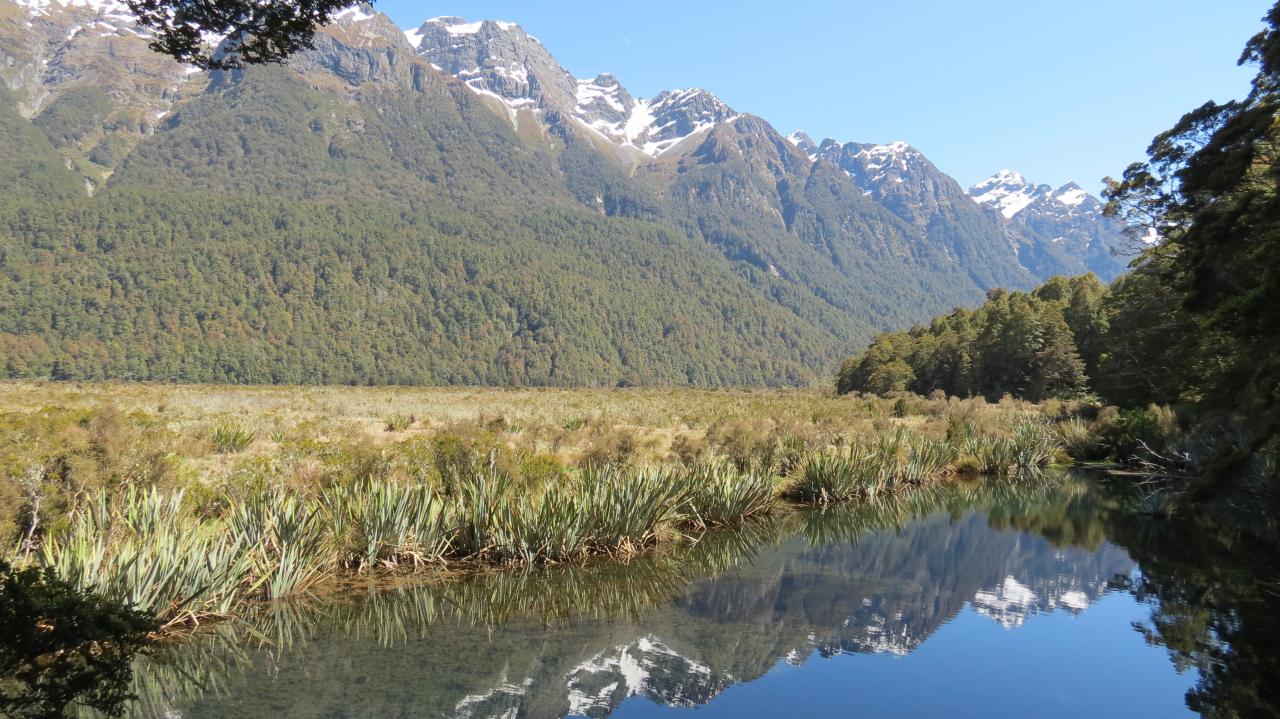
[0,1,1127,386]
[0,67,845,385]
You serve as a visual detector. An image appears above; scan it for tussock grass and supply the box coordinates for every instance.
[786,431,958,504]
[210,424,255,454]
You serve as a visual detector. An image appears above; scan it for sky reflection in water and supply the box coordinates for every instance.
[126,475,1268,719]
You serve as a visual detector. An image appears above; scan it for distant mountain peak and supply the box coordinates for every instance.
[575,85,736,157]
[969,172,1102,219]
[815,139,926,189]
[786,130,818,157]
[1052,182,1089,208]
[332,4,376,22]
[851,141,920,180]
[14,0,129,15]
[969,170,1049,219]
[425,16,519,34]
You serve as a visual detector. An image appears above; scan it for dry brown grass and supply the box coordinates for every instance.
[0,381,1053,549]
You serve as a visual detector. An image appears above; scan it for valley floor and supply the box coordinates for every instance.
[0,380,1050,477]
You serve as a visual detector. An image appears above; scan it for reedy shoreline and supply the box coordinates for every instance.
[35,421,1061,629]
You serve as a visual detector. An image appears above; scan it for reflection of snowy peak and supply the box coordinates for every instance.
[452,672,533,719]
[566,636,727,718]
[970,570,1111,629]
[972,550,1116,624]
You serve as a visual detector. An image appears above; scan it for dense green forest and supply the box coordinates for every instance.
[0,69,863,386]
[0,19,1031,388]
[840,4,1280,486]
[835,275,1106,402]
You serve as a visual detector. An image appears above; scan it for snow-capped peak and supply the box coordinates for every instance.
[576,73,633,115]
[813,139,923,188]
[14,0,130,15]
[1052,182,1089,208]
[853,141,917,168]
[332,4,376,23]
[970,173,1101,219]
[969,170,1045,219]
[411,15,737,158]
[573,83,735,157]
[425,16,517,35]
[786,130,818,158]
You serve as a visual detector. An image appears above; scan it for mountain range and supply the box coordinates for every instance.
[0,1,1131,386]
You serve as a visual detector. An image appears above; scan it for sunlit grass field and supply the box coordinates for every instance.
[0,380,1068,626]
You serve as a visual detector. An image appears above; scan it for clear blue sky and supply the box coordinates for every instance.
[376,0,1264,192]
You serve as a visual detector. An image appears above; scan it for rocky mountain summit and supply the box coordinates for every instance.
[970,169,1129,279]
[409,15,740,161]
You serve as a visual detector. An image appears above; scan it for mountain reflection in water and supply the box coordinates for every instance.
[112,474,1278,719]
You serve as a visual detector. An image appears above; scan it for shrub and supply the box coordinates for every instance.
[1056,417,1104,461]
[1096,406,1176,464]
[685,463,779,527]
[210,425,255,454]
[384,414,414,432]
[0,559,156,719]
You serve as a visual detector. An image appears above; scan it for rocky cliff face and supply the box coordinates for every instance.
[2,0,197,187]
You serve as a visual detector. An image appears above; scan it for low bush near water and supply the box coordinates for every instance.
[786,431,959,504]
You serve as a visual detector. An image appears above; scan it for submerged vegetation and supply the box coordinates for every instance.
[0,383,1070,629]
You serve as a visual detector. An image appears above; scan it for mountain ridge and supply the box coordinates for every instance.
[0,1,1131,386]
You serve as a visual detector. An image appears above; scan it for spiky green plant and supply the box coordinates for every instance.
[576,465,693,554]
[323,481,451,571]
[227,489,329,600]
[210,424,256,453]
[1011,420,1061,470]
[685,463,779,528]
[383,414,414,432]
[41,487,253,625]
[790,453,862,503]
[452,468,517,559]
[965,434,1018,475]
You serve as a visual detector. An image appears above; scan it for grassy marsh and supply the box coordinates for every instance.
[0,381,1074,627]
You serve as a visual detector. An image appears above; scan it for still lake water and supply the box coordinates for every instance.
[123,475,1278,719]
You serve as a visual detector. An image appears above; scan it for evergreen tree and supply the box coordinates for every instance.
[126,0,365,69]
[1104,1,1280,453]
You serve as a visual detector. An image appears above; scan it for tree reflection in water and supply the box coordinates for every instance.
[89,472,1280,719]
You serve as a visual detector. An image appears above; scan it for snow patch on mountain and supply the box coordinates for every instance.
[852,141,919,183]
[573,83,735,156]
[786,130,818,159]
[332,5,376,23]
[15,0,150,40]
[577,75,629,113]
[410,15,739,158]
[1054,185,1088,208]
[970,170,1044,218]
[14,0,129,16]
[565,635,719,716]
